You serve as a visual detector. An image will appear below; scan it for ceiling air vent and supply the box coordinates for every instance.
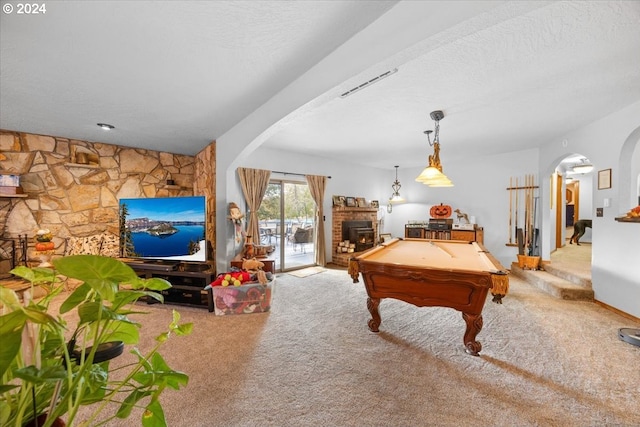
[340,68,398,98]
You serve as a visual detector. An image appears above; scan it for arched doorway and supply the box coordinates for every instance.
[552,154,593,268]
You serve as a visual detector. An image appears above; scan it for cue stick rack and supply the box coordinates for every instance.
[506,175,540,256]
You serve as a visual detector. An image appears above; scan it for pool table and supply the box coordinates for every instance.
[349,238,509,356]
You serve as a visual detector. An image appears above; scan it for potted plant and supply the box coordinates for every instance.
[0,255,193,427]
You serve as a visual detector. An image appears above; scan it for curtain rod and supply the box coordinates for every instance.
[271,170,331,179]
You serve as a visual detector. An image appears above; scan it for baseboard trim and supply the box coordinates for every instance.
[594,299,640,322]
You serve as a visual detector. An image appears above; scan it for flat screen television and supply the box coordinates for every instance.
[119,196,207,262]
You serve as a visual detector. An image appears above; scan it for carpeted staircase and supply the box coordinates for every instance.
[509,243,594,300]
[509,262,594,300]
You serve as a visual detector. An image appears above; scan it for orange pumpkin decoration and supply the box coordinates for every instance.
[430,203,452,219]
[35,242,55,251]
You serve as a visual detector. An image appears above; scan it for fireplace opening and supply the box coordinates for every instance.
[342,220,375,252]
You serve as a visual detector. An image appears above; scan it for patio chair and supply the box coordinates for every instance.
[292,227,313,253]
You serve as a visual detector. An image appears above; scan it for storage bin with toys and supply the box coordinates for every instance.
[207,257,274,316]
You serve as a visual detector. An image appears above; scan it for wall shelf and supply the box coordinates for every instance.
[615,216,640,223]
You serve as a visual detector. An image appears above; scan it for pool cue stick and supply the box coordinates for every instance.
[529,174,533,254]
[515,176,519,244]
[528,174,534,255]
[524,175,527,251]
[430,240,454,258]
[508,177,513,244]
[524,175,530,255]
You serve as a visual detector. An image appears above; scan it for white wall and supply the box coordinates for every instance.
[539,100,640,318]
[239,147,390,263]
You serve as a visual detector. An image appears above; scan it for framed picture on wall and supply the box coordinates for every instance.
[345,197,356,207]
[356,197,366,207]
[333,195,345,207]
[598,169,612,190]
[371,200,379,208]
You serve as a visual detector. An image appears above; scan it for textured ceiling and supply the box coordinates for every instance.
[1,1,639,170]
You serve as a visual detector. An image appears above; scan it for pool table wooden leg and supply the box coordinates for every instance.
[462,312,483,356]
[366,297,381,332]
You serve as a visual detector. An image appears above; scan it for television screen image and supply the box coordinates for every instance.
[119,196,206,262]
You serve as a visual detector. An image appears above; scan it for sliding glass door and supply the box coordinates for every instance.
[258,180,315,271]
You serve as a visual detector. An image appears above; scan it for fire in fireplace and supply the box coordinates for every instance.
[342,220,375,252]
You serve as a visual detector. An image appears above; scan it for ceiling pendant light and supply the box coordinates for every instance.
[415,110,454,187]
[97,123,115,130]
[387,165,404,213]
[571,158,593,174]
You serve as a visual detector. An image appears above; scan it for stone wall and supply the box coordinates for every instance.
[0,130,201,271]
[194,143,216,262]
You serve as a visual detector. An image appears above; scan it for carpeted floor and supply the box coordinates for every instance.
[66,268,639,426]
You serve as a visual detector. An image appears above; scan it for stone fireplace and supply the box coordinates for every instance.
[331,206,377,267]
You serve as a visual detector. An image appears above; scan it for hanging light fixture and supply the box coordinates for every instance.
[415,110,454,187]
[387,165,404,213]
[571,158,593,174]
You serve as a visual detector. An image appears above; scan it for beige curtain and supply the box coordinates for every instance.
[306,174,327,266]
[237,167,271,245]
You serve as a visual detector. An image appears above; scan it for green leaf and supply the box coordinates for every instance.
[0,309,27,335]
[162,371,189,390]
[77,301,129,324]
[133,353,188,390]
[9,265,57,284]
[0,401,11,427]
[60,282,91,314]
[142,291,165,304]
[173,323,193,337]
[100,320,140,345]
[0,317,24,377]
[117,389,152,419]
[141,399,167,427]
[79,363,109,404]
[0,384,19,393]
[113,289,149,307]
[14,364,67,384]
[0,286,21,309]
[22,305,61,326]
[169,310,193,336]
[141,277,172,291]
[53,255,138,301]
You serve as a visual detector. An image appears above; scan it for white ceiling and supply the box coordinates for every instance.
[2,1,639,171]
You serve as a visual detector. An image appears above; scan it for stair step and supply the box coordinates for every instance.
[541,263,592,288]
[510,263,594,301]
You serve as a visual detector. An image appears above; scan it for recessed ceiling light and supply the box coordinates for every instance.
[97,123,114,130]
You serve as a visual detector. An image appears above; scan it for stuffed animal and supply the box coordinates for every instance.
[242,257,265,272]
[256,270,268,285]
[228,202,245,243]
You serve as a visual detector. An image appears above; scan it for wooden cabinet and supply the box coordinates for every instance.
[230,257,275,273]
[451,229,483,244]
[405,225,484,244]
